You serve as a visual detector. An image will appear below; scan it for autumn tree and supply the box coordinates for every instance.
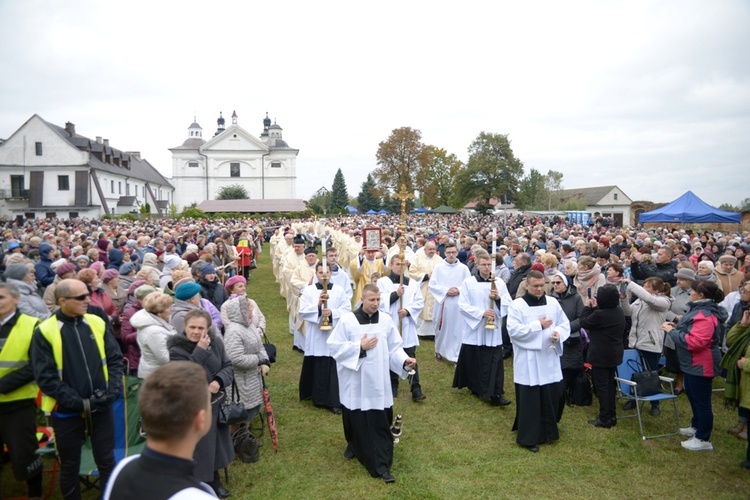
[373,127,430,196]
[455,132,524,211]
[357,174,380,212]
[418,146,463,207]
[330,169,349,212]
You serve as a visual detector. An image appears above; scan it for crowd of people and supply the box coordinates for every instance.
[1,212,750,497]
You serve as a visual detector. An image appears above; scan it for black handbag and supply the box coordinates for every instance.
[263,332,277,364]
[218,383,248,426]
[628,359,662,396]
[232,424,260,463]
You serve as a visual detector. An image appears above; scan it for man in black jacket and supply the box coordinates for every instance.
[104,362,217,499]
[31,279,123,500]
[630,246,678,287]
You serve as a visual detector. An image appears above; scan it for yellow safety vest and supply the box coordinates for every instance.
[37,313,108,412]
[0,314,40,403]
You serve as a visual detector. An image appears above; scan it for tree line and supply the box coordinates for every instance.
[309,126,572,215]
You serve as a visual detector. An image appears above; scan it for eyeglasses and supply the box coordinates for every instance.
[551,281,564,285]
[63,293,90,301]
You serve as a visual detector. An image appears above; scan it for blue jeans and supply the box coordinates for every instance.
[683,374,714,441]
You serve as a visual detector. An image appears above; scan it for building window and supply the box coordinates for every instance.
[11,175,24,197]
[35,142,43,156]
[230,163,240,177]
[188,162,199,168]
[118,182,122,194]
[69,212,79,218]
[126,183,130,195]
[111,180,114,193]
[143,186,146,198]
[613,193,618,201]
[271,162,281,168]
[58,175,70,191]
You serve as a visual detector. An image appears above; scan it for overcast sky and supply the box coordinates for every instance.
[1,0,748,208]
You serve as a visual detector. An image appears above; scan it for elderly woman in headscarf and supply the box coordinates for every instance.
[159,254,183,289]
[715,255,744,295]
[222,295,269,424]
[574,255,606,301]
[3,263,50,320]
[221,275,267,337]
[140,252,162,284]
[101,268,126,314]
[549,270,585,409]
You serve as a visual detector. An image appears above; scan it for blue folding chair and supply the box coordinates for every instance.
[615,349,680,440]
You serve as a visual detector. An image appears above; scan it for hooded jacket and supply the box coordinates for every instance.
[669,300,727,377]
[551,285,585,371]
[222,297,268,410]
[580,284,626,368]
[627,281,674,353]
[131,308,176,379]
[107,248,124,271]
[34,243,56,287]
[7,278,51,320]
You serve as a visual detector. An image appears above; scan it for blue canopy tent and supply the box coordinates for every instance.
[345,204,359,214]
[378,209,389,215]
[410,206,433,214]
[365,209,378,215]
[639,191,741,224]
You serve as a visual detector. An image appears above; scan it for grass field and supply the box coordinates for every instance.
[4,255,749,499]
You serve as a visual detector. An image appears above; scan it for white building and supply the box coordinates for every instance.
[0,114,174,220]
[557,185,633,227]
[170,111,298,211]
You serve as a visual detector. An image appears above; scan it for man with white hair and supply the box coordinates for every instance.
[409,241,443,338]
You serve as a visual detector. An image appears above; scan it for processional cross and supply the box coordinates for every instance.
[393,184,414,231]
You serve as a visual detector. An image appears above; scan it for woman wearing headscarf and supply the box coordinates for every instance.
[715,255,744,295]
[663,280,727,451]
[168,309,234,498]
[623,276,673,415]
[199,263,229,311]
[101,269,126,314]
[78,268,119,329]
[580,284,626,428]
[140,252,161,284]
[573,256,606,301]
[222,296,269,424]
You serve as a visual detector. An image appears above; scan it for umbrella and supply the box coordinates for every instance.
[262,378,279,452]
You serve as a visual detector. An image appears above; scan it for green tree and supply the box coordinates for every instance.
[455,132,524,208]
[330,169,349,211]
[139,202,151,214]
[544,169,564,210]
[517,168,548,211]
[357,174,380,212]
[418,146,463,207]
[216,184,249,200]
[718,203,740,212]
[373,127,430,194]
[308,187,332,214]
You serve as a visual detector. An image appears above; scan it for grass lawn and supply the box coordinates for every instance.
[4,256,748,499]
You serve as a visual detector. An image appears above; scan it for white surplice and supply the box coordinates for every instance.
[507,297,571,386]
[429,260,471,361]
[327,312,410,411]
[458,276,512,347]
[377,275,424,349]
[298,282,351,356]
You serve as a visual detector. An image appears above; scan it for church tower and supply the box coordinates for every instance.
[214,112,225,136]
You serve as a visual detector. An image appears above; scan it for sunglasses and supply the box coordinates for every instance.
[63,293,90,301]
[551,281,564,285]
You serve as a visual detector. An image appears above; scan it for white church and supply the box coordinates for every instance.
[170,111,299,211]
